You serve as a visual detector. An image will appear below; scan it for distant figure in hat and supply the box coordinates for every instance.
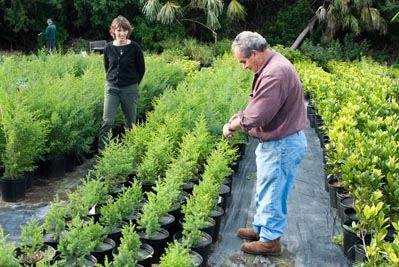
[38,19,57,52]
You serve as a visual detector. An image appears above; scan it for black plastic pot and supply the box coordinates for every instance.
[190,250,204,267]
[173,231,212,267]
[354,242,366,263]
[179,217,216,241]
[0,176,27,202]
[327,178,344,208]
[218,184,231,210]
[138,228,169,264]
[343,220,359,261]
[106,221,128,246]
[65,152,76,173]
[209,206,224,243]
[385,224,398,242]
[43,232,60,251]
[90,238,116,265]
[160,214,176,242]
[339,197,354,225]
[343,220,370,262]
[136,243,154,267]
[42,155,66,178]
[336,192,351,219]
[54,254,97,266]
[112,243,154,267]
[24,171,34,192]
[342,207,357,227]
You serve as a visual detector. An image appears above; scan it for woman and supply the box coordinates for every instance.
[98,15,146,152]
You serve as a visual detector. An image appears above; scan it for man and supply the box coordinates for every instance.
[223,31,307,255]
[39,19,57,52]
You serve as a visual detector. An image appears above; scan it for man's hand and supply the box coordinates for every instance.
[223,123,233,139]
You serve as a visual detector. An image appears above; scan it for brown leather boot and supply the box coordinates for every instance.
[240,238,282,256]
[237,228,259,241]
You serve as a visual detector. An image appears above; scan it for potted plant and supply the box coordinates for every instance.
[0,92,47,202]
[99,197,125,245]
[110,222,151,267]
[56,216,104,266]
[43,194,67,249]
[112,181,143,223]
[92,134,135,189]
[136,127,175,186]
[159,240,199,267]
[15,215,56,266]
[72,174,111,221]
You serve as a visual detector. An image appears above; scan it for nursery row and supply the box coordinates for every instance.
[296,56,399,266]
[0,51,251,266]
[0,52,194,199]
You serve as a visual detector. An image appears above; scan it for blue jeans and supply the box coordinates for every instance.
[98,82,139,150]
[253,130,307,242]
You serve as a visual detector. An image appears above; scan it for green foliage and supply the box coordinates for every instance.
[43,194,67,240]
[342,34,370,61]
[0,90,47,178]
[182,192,213,245]
[57,217,104,266]
[123,123,151,169]
[99,197,124,234]
[19,215,45,262]
[212,38,233,57]
[93,134,135,186]
[0,225,15,267]
[112,222,141,267]
[265,0,313,46]
[113,181,143,220]
[138,55,185,119]
[299,34,371,68]
[159,240,196,267]
[272,45,311,64]
[77,175,111,208]
[332,233,343,246]
[136,126,176,184]
[137,190,165,237]
[181,139,236,245]
[299,39,342,68]
[133,16,185,52]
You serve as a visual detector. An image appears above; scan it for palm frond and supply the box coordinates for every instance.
[142,0,162,21]
[203,0,223,17]
[157,2,181,24]
[206,10,221,30]
[342,13,360,35]
[226,0,246,21]
[361,7,381,28]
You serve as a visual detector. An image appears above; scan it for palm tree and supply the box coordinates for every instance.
[291,0,387,49]
[138,0,246,42]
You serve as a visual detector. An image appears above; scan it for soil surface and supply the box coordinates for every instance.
[0,116,353,266]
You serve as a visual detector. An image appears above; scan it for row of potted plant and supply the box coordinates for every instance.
[296,56,399,264]
[0,47,252,265]
[0,52,188,202]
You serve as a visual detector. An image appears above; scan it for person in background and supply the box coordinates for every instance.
[223,31,307,255]
[98,15,146,152]
[38,19,57,52]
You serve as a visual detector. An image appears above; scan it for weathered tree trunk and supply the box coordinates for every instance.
[290,15,318,50]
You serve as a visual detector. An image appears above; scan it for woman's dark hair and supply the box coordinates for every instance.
[109,15,132,39]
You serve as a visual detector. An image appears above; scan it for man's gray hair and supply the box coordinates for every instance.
[232,31,268,58]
